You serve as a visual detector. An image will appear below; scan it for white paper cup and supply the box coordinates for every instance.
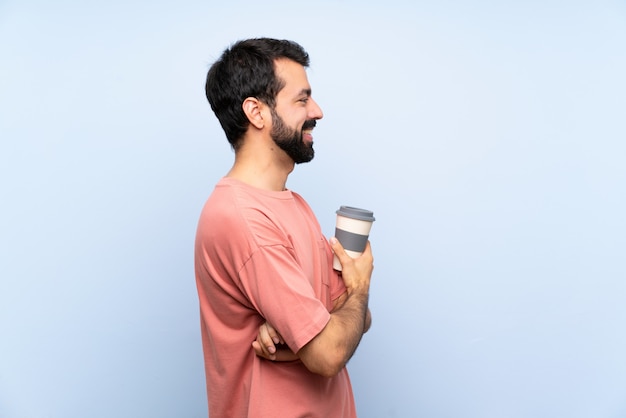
[333,206,375,271]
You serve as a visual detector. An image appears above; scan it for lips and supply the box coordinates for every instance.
[301,120,316,142]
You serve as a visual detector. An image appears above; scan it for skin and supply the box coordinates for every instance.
[235,58,374,377]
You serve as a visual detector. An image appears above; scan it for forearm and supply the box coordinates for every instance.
[330,292,369,360]
[298,291,369,377]
[333,292,371,334]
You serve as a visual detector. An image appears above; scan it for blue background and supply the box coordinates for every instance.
[1,1,625,417]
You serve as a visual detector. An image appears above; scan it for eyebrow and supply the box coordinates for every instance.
[298,88,312,97]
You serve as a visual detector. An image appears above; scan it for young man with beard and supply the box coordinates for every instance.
[195,38,374,417]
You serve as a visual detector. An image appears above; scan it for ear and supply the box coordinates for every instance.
[242,97,265,130]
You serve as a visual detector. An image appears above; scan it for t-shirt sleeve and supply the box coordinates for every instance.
[238,244,330,352]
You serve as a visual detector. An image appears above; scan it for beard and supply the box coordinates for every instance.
[270,108,316,164]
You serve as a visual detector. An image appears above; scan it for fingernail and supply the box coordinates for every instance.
[330,237,337,244]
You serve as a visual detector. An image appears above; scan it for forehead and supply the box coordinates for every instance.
[274,58,311,96]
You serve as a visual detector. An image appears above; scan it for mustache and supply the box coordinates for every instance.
[302,120,317,130]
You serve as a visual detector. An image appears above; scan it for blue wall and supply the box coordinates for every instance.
[1,1,625,417]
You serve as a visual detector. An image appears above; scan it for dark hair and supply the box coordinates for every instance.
[205,38,310,150]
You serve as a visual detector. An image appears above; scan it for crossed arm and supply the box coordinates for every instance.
[252,296,372,362]
[251,237,374,377]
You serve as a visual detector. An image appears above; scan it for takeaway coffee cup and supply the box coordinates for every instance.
[332,206,375,271]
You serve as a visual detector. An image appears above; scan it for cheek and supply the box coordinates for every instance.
[287,115,306,130]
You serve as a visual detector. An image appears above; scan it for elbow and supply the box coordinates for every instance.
[315,363,345,378]
[301,351,347,378]
[308,364,345,378]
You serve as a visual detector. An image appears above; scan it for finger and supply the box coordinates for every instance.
[258,324,276,354]
[330,237,350,260]
[265,322,282,345]
[362,240,372,255]
[358,241,374,264]
[252,340,263,355]
[329,236,352,267]
[252,340,276,361]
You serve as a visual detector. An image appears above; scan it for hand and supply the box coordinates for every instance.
[329,237,374,296]
[252,322,298,362]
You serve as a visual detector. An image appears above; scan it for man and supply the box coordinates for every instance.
[195,38,374,418]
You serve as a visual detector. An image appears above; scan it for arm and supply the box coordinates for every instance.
[252,296,372,362]
[296,237,373,377]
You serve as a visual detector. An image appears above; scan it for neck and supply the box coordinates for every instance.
[226,141,295,192]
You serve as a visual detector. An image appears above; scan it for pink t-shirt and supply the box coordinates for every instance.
[195,178,356,418]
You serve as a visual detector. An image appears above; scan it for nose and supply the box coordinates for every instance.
[308,97,324,120]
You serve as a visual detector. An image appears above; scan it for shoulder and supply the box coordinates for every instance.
[198,178,295,247]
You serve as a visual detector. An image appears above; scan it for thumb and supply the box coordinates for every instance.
[330,237,350,265]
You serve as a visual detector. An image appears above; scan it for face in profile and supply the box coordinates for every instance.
[269,59,323,164]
